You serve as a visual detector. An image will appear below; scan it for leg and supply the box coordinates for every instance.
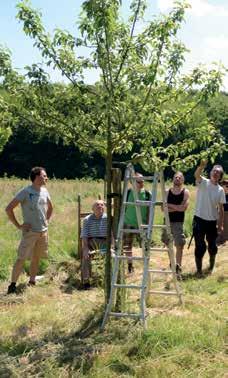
[172,222,185,267]
[8,257,25,294]
[29,254,40,283]
[170,222,185,279]
[11,258,25,283]
[176,245,183,267]
[193,217,207,274]
[123,229,134,273]
[206,221,217,272]
[30,232,48,284]
[81,252,91,282]
[8,231,36,293]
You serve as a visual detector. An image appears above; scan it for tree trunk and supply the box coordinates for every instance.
[104,119,113,303]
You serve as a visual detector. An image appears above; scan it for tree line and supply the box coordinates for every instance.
[0,86,227,182]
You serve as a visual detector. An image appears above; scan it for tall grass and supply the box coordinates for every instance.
[0,177,227,377]
[0,177,104,280]
[0,177,196,280]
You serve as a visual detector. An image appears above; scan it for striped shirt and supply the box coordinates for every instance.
[81,213,107,238]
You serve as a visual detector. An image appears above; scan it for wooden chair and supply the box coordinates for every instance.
[77,194,91,260]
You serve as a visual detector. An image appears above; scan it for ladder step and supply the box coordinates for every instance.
[112,256,145,260]
[121,229,141,233]
[148,269,172,274]
[123,201,162,206]
[114,284,145,289]
[109,312,142,318]
[122,225,166,233]
[130,175,154,181]
[153,225,167,229]
[150,247,169,252]
[148,290,181,296]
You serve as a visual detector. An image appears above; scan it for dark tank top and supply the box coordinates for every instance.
[167,188,185,222]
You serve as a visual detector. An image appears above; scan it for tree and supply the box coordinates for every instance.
[0,0,226,300]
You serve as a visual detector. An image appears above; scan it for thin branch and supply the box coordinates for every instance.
[114,0,142,83]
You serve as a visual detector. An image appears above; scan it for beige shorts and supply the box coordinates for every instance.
[162,222,186,247]
[17,230,48,260]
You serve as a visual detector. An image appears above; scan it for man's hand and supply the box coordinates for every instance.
[200,159,208,169]
[217,224,224,234]
[20,223,31,231]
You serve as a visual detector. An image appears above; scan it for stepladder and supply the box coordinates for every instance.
[101,164,183,330]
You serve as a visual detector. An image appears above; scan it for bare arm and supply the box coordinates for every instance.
[5,198,30,231]
[168,189,190,212]
[194,160,207,183]
[47,198,53,221]
[217,204,224,233]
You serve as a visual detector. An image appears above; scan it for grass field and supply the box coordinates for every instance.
[0,178,227,377]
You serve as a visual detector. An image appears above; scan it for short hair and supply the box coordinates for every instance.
[135,172,144,183]
[173,171,184,179]
[173,171,184,183]
[211,165,224,181]
[92,200,105,211]
[30,167,46,182]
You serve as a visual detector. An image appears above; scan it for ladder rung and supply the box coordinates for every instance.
[112,256,145,260]
[148,290,181,296]
[148,269,172,274]
[109,312,142,318]
[114,284,145,289]
[130,175,154,181]
[121,229,141,233]
[150,247,169,252]
[123,201,162,206]
[152,225,167,229]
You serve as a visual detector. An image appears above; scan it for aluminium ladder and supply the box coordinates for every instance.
[101,164,182,330]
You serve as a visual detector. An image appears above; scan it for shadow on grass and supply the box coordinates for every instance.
[0,300,132,376]
[181,272,208,281]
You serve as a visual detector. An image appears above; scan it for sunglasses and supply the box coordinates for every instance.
[136,180,144,184]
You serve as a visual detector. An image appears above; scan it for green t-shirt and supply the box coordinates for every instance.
[124,189,150,227]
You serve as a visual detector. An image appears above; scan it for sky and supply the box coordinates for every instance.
[0,0,228,90]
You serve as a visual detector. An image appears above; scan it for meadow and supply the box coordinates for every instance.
[0,177,227,377]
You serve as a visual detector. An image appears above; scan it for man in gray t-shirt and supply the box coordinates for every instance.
[193,160,225,276]
[6,167,53,294]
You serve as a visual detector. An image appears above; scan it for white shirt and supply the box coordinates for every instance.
[194,177,225,221]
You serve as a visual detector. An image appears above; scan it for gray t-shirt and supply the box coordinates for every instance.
[194,177,226,221]
[15,185,51,232]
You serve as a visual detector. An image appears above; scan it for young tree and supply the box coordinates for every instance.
[0,0,226,300]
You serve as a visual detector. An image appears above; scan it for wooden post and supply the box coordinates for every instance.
[111,168,125,311]
[77,194,82,260]
[112,168,122,237]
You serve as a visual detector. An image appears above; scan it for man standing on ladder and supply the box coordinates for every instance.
[123,173,151,273]
[162,172,190,279]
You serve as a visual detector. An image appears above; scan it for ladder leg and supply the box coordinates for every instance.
[167,241,183,304]
[139,237,150,329]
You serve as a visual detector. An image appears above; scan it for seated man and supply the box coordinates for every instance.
[81,200,107,289]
